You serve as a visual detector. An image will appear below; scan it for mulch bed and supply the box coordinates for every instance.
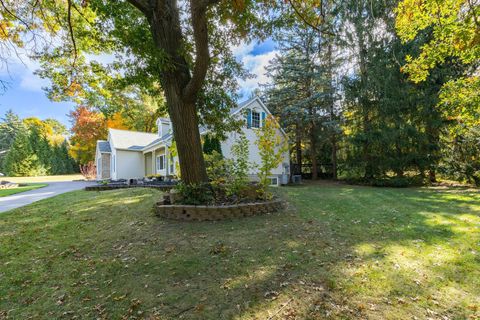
[85,184,174,191]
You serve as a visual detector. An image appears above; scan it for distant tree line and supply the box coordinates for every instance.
[0,111,77,177]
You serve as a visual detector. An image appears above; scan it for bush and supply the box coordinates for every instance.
[79,162,96,180]
[175,182,214,205]
[345,176,425,188]
[228,133,251,196]
[255,115,288,199]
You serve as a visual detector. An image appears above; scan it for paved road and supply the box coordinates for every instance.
[0,181,95,213]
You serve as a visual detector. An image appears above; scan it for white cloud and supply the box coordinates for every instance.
[236,48,278,97]
[231,41,255,59]
[1,55,49,92]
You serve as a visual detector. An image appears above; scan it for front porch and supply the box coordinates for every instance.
[143,146,176,178]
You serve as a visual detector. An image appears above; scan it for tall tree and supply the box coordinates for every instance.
[69,106,108,165]
[0,110,26,171]
[264,20,341,180]
[4,131,45,176]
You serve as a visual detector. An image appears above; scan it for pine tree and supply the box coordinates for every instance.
[202,134,222,156]
[264,21,341,180]
[4,132,45,176]
[0,110,27,172]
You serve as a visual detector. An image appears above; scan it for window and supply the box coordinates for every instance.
[251,111,260,128]
[269,177,279,186]
[156,155,165,171]
[169,154,174,174]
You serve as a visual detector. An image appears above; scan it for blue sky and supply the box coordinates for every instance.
[0,39,277,130]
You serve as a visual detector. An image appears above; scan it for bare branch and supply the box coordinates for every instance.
[287,0,334,36]
[67,0,78,68]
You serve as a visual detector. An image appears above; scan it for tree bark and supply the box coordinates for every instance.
[326,33,337,180]
[355,13,374,180]
[331,133,337,180]
[309,108,318,180]
[295,120,302,174]
[128,0,214,184]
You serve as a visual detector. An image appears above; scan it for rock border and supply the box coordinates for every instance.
[85,184,174,192]
[155,200,285,221]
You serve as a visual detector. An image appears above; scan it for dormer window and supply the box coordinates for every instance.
[251,111,260,128]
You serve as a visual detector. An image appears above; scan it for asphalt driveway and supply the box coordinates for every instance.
[0,181,95,213]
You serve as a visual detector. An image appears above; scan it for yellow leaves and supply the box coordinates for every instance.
[106,113,129,130]
[66,80,82,97]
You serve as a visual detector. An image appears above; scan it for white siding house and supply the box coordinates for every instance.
[95,97,290,184]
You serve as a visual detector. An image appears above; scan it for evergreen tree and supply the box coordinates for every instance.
[0,110,27,172]
[203,134,223,156]
[4,131,46,176]
[28,127,52,174]
[264,21,341,180]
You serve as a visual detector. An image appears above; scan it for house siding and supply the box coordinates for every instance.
[114,150,145,180]
[221,99,290,179]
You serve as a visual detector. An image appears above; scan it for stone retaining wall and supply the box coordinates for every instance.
[85,184,174,192]
[155,200,285,221]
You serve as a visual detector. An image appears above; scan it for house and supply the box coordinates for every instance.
[95,96,290,185]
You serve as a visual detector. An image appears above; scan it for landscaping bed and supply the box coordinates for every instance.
[85,184,174,192]
[155,199,285,221]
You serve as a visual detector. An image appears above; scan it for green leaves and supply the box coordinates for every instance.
[396,0,480,121]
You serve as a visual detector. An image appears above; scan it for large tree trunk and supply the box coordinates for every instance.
[133,0,211,184]
[165,90,208,183]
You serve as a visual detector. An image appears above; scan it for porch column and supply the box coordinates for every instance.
[152,150,156,174]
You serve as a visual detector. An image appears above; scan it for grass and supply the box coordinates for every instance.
[2,174,84,183]
[0,183,47,197]
[0,182,478,319]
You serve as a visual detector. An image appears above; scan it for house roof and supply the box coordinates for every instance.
[109,128,158,151]
[106,96,283,153]
[97,140,111,153]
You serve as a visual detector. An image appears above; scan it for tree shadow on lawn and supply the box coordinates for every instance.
[0,186,479,319]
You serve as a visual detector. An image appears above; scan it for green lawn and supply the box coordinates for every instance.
[0,183,478,319]
[0,183,47,197]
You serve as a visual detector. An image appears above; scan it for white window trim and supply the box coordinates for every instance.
[251,110,261,128]
[269,176,279,187]
[156,154,165,171]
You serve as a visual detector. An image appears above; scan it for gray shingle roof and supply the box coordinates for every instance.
[109,128,159,151]
[107,97,262,152]
[97,140,111,153]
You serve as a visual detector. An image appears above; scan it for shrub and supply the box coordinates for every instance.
[175,182,214,205]
[227,133,251,196]
[79,162,96,180]
[204,151,230,187]
[345,176,424,188]
[255,115,288,199]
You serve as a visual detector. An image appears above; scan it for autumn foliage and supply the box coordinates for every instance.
[69,106,129,164]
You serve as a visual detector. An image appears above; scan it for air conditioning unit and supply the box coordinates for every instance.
[292,175,302,184]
